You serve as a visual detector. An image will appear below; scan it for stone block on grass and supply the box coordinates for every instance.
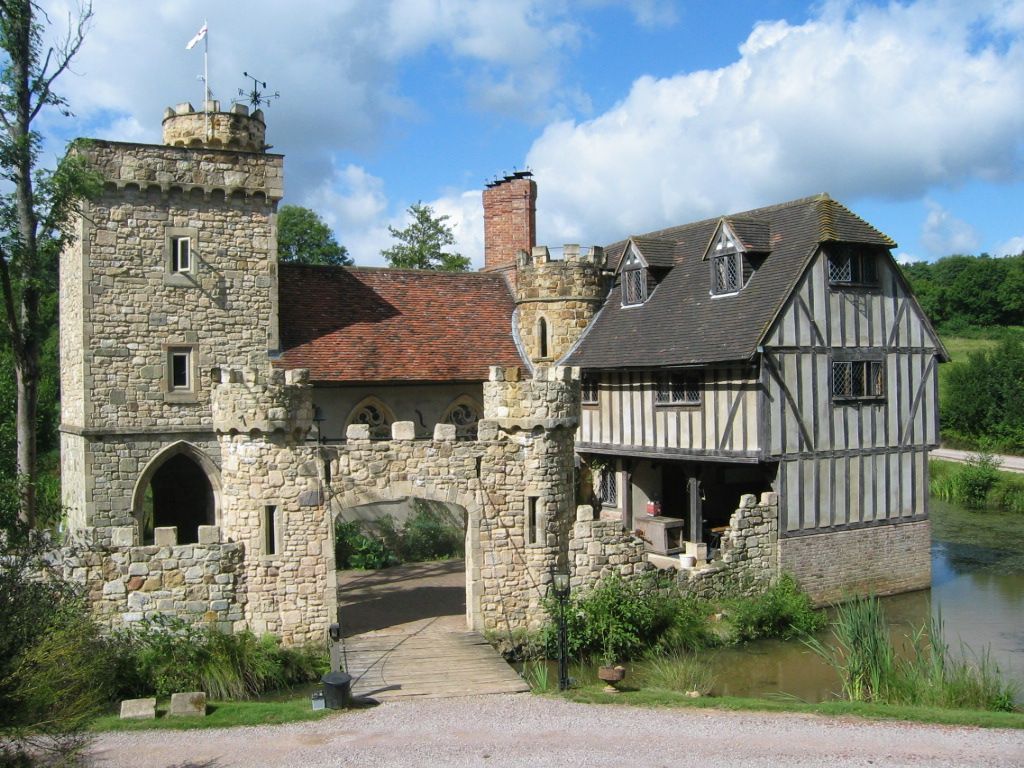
[170,691,207,717]
[120,697,156,720]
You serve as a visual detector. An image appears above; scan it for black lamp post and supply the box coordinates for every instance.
[552,570,571,691]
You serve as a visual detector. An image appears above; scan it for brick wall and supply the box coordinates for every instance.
[483,175,536,272]
[778,519,931,605]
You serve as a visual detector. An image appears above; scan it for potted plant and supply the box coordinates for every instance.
[596,640,626,693]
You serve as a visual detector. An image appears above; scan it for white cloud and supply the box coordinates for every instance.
[996,235,1024,257]
[526,1,1024,246]
[921,202,980,257]
[894,251,920,265]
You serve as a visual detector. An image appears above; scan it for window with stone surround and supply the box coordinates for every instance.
[164,226,199,285]
[164,346,197,402]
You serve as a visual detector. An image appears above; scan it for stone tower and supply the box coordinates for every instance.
[59,101,283,544]
[514,245,608,366]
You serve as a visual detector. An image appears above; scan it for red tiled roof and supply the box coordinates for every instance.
[275,264,524,382]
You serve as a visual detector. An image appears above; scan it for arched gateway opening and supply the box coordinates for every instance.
[333,497,471,637]
[133,442,220,545]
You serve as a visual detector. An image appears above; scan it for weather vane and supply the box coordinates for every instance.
[238,71,280,109]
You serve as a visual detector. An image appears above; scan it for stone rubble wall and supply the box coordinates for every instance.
[778,519,931,605]
[211,367,313,437]
[56,527,244,631]
[217,434,328,646]
[515,245,608,365]
[678,492,779,600]
[568,505,653,591]
[62,434,222,539]
[162,101,267,152]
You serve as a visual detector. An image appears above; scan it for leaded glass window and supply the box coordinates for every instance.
[581,375,598,405]
[621,247,647,306]
[828,249,878,285]
[655,374,700,405]
[599,468,617,507]
[832,359,885,400]
[713,253,740,294]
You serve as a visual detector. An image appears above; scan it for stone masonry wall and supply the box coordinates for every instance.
[679,492,779,601]
[57,527,244,632]
[162,101,266,151]
[516,245,608,365]
[569,504,652,591]
[62,140,281,436]
[778,519,932,605]
[62,434,222,539]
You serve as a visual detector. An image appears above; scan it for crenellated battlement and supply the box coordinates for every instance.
[162,100,267,152]
[483,365,580,429]
[211,367,313,438]
[517,244,606,268]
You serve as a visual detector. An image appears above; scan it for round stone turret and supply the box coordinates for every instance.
[515,245,609,365]
[162,100,267,152]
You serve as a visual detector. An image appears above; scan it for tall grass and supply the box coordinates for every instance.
[112,615,327,701]
[632,653,714,695]
[930,456,1024,513]
[807,597,1018,711]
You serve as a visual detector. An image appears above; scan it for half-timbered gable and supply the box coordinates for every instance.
[566,194,945,598]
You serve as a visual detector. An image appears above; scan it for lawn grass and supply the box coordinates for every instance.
[91,695,335,732]
[561,686,1024,730]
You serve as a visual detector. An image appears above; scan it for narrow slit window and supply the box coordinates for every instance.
[264,505,278,556]
[538,317,548,359]
[527,495,539,545]
[172,236,191,273]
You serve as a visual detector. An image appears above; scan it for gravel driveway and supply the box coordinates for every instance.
[90,695,1023,768]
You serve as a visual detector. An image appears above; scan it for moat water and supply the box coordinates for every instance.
[704,498,1024,703]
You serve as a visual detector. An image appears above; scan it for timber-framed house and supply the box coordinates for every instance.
[565,194,948,599]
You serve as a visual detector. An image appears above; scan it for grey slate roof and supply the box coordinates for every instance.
[565,194,896,369]
[627,236,677,268]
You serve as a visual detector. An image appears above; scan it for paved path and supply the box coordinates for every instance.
[931,448,1024,473]
[336,560,528,701]
[89,695,1024,768]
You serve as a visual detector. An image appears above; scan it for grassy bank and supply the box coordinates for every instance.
[91,695,332,732]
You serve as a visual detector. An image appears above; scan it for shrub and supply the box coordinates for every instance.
[725,574,826,643]
[0,527,117,764]
[954,451,1002,508]
[113,615,326,701]
[543,574,677,664]
[334,519,397,570]
[398,501,464,562]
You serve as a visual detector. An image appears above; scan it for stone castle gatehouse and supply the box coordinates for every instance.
[58,99,944,643]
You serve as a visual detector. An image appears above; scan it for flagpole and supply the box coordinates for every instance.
[204,19,211,141]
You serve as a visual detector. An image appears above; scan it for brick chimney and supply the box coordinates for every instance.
[482,172,537,273]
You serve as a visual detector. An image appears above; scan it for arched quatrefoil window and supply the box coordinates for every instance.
[621,246,647,306]
[346,396,396,440]
[442,395,484,439]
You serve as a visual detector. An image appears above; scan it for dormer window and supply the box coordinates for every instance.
[828,247,878,286]
[710,228,741,296]
[621,248,647,306]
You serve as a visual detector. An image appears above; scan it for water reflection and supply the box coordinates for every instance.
[703,524,1024,703]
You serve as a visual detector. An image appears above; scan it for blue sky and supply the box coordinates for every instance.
[38,0,1024,267]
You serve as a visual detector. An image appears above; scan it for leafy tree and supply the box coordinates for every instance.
[381,201,470,271]
[276,204,351,266]
[942,339,1024,453]
[0,0,98,526]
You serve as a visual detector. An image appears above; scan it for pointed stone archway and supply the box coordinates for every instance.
[131,441,222,544]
